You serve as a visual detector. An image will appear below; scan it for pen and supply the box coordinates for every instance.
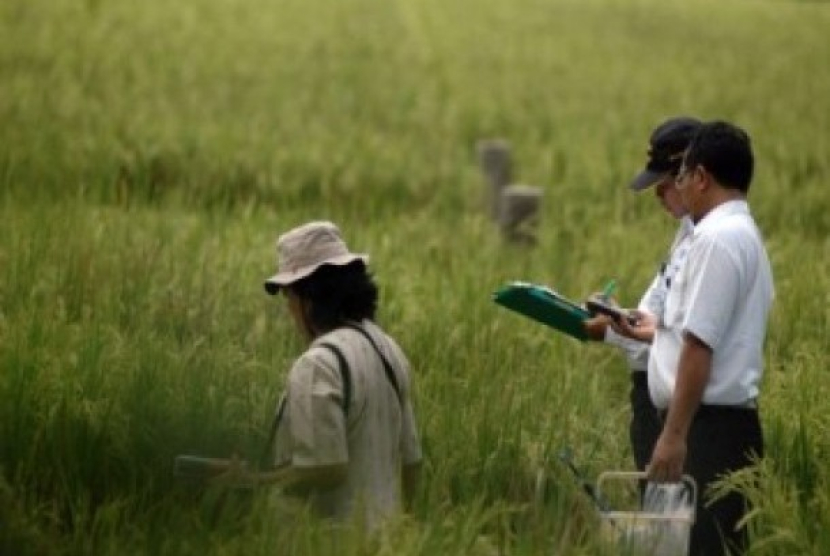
[601,279,616,300]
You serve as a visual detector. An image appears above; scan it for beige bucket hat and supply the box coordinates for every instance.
[264,221,368,295]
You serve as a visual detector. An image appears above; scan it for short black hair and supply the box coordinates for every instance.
[684,121,754,193]
[288,261,378,332]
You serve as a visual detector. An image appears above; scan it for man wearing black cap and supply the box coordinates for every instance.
[584,116,701,472]
[629,117,704,191]
[617,121,774,555]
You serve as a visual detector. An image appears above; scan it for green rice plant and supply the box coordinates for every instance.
[2,0,830,553]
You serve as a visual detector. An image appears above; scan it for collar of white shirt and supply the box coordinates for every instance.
[679,215,694,237]
[693,199,749,237]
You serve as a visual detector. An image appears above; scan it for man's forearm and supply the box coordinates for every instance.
[663,332,712,440]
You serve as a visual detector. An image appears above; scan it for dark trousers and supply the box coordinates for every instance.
[630,372,662,472]
[673,405,763,556]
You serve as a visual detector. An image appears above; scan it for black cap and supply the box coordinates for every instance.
[629,117,702,191]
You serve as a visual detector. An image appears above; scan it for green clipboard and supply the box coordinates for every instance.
[493,281,590,341]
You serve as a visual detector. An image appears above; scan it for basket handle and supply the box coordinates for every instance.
[596,471,697,512]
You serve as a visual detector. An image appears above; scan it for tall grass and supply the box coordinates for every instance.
[2,0,830,554]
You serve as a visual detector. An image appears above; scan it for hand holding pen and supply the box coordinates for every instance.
[609,308,656,343]
[600,279,617,301]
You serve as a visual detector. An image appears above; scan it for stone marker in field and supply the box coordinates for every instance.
[477,139,513,221]
[476,139,542,244]
[499,184,542,244]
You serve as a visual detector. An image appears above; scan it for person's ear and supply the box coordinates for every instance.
[693,165,711,194]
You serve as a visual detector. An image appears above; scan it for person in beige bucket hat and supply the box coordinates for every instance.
[222,221,422,531]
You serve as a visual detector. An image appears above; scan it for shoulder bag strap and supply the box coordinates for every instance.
[317,342,352,417]
[343,323,403,406]
[259,396,286,469]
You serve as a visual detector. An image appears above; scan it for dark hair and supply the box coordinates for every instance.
[288,261,378,332]
[684,121,754,193]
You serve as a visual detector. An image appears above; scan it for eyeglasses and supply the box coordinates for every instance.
[674,165,694,188]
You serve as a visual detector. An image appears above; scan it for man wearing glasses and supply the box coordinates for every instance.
[617,121,774,555]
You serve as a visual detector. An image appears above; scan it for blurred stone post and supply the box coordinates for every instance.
[476,139,542,244]
[477,139,512,221]
[500,184,542,244]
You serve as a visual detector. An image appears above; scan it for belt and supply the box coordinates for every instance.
[658,400,758,421]
[631,371,648,383]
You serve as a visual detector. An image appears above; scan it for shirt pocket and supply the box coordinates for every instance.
[662,271,686,327]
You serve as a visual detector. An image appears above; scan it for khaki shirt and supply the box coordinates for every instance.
[273,320,422,529]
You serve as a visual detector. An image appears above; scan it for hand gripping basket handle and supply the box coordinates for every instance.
[596,471,697,519]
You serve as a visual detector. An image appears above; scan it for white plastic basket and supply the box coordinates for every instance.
[596,471,696,556]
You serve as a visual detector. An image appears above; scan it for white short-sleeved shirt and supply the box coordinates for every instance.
[648,200,774,409]
[273,320,422,529]
[604,217,694,372]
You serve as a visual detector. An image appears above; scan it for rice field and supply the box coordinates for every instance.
[1,0,829,554]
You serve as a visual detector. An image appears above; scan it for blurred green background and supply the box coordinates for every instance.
[2,0,829,554]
